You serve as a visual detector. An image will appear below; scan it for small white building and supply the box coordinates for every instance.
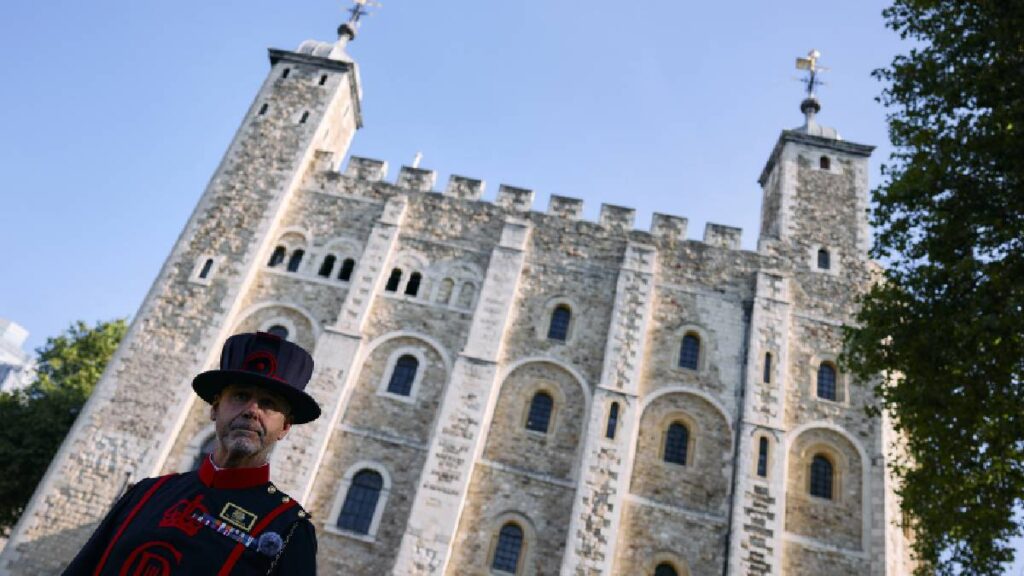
[0,319,35,394]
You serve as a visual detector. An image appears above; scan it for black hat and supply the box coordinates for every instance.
[192,332,321,424]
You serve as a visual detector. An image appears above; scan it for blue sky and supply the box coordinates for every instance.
[1,1,1020,569]
[1,0,900,351]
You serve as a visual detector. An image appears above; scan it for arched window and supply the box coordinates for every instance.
[267,246,286,267]
[678,333,701,370]
[605,402,620,439]
[266,325,289,340]
[757,437,769,477]
[287,249,305,273]
[457,281,475,308]
[819,155,831,170]
[319,255,336,277]
[763,352,772,384]
[385,268,402,292]
[338,258,355,281]
[191,434,217,471]
[386,355,418,396]
[337,470,383,534]
[663,422,689,465]
[810,455,834,499]
[199,258,214,280]
[437,278,454,304]
[817,362,837,401]
[654,563,680,576]
[525,392,554,433]
[817,248,831,270]
[547,305,571,341]
[405,272,422,296]
[491,522,524,574]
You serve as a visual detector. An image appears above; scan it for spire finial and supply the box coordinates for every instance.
[338,0,381,43]
[795,49,828,124]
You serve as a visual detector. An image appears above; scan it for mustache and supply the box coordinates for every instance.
[229,420,265,436]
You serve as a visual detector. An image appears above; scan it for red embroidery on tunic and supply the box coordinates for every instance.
[119,541,181,576]
[159,494,208,537]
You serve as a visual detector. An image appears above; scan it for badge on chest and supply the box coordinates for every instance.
[219,502,258,531]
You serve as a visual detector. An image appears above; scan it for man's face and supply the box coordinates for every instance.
[210,384,292,467]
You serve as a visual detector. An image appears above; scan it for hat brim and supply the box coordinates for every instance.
[192,370,321,424]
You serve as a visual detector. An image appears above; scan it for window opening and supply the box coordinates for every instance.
[385,269,402,292]
[299,111,310,124]
[757,437,769,477]
[286,249,305,273]
[605,402,620,439]
[763,352,772,384]
[337,470,383,534]
[338,258,355,281]
[525,392,554,433]
[319,255,336,278]
[405,272,422,296]
[817,248,831,270]
[817,362,837,401]
[654,564,680,576]
[491,523,524,574]
[547,305,571,341]
[386,355,418,396]
[678,334,701,370]
[663,422,689,465]
[258,103,269,116]
[266,325,289,340]
[267,246,286,267]
[319,74,328,86]
[819,155,831,170]
[810,455,833,499]
[281,68,291,79]
[456,281,475,308]
[198,258,214,280]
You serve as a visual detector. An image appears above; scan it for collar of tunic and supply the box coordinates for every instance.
[198,455,271,489]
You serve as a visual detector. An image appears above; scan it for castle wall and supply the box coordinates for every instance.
[0,33,915,576]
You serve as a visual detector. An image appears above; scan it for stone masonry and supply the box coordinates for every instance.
[0,20,915,576]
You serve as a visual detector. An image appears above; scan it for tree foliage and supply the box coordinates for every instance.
[0,319,127,535]
[844,1,1024,573]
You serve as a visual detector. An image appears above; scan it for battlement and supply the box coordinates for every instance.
[327,155,744,249]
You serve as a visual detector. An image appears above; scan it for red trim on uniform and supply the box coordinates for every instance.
[217,498,298,576]
[93,474,174,576]
[198,456,270,489]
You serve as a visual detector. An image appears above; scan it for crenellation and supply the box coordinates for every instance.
[598,203,636,232]
[651,212,689,240]
[548,194,585,220]
[495,184,535,212]
[345,155,389,181]
[396,165,437,192]
[704,222,744,249]
[443,175,485,201]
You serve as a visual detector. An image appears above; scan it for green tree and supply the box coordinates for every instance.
[0,319,127,535]
[844,1,1024,574]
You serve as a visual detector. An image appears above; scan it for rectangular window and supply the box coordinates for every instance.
[757,437,769,477]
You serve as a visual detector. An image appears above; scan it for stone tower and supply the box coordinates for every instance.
[0,16,914,576]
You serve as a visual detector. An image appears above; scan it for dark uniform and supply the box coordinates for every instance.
[64,456,316,575]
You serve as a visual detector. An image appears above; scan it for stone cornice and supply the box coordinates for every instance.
[759,130,875,186]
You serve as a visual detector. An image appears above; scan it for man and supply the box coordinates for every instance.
[64,332,321,575]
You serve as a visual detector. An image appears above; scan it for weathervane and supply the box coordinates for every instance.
[347,0,381,26]
[795,49,828,98]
